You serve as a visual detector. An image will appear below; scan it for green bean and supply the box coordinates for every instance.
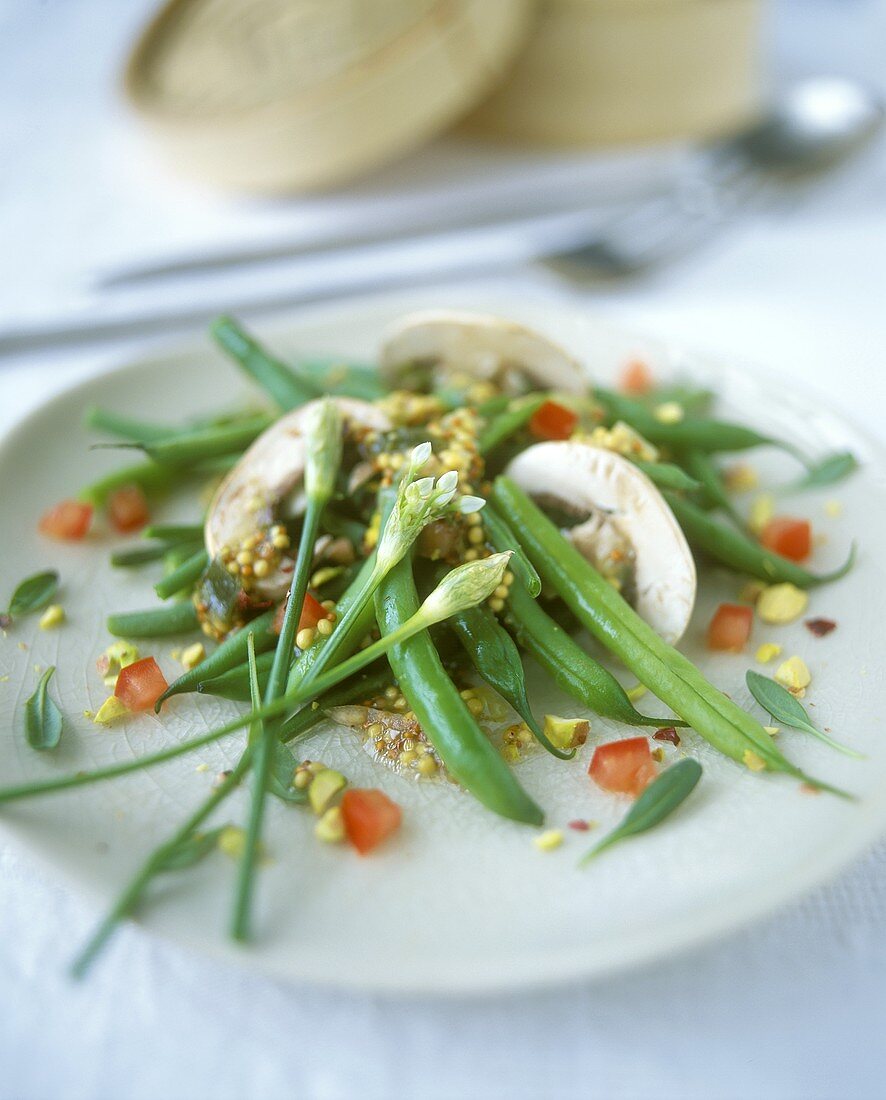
[79,461,179,507]
[631,460,702,494]
[85,407,183,443]
[450,603,574,759]
[482,504,541,597]
[110,542,191,569]
[594,388,806,459]
[154,548,209,600]
[197,651,274,700]
[504,577,685,728]
[137,416,272,467]
[492,477,845,795]
[143,523,205,543]
[321,507,366,546]
[156,609,278,707]
[478,396,546,454]
[664,492,855,588]
[474,394,512,417]
[107,602,199,638]
[645,384,716,416]
[680,451,742,525]
[375,556,543,825]
[212,315,321,410]
[299,358,388,401]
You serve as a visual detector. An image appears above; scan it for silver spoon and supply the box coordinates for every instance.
[550,76,884,276]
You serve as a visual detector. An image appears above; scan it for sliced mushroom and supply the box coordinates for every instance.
[379,310,587,395]
[205,398,391,598]
[505,442,696,644]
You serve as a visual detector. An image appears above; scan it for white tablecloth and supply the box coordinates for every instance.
[2,3,886,1098]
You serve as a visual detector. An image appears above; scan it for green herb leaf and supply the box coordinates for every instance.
[580,759,702,865]
[156,825,228,872]
[268,742,307,804]
[788,451,858,492]
[746,670,863,758]
[25,667,63,751]
[8,570,60,619]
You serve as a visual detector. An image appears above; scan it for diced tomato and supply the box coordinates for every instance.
[760,516,811,563]
[619,359,653,396]
[341,788,402,855]
[107,484,150,533]
[38,500,93,540]
[528,400,578,441]
[589,737,658,797]
[272,591,332,635]
[114,656,168,712]
[707,603,753,652]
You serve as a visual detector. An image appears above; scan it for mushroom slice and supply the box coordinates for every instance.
[379,310,586,395]
[205,398,391,598]
[505,442,696,644]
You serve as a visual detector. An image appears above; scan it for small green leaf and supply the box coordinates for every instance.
[268,742,307,804]
[746,670,863,758]
[156,825,229,872]
[8,570,60,619]
[25,667,63,751]
[788,451,858,492]
[580,759,702,865]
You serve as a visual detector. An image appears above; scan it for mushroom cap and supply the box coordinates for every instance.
[205,398,391,595]
[379,310,586,394]
[505,442,697,644]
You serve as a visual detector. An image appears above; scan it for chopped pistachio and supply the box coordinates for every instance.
[749,493,775,535]
[180,642,206,670]
[93,696,129,725]
[764,726,780,737]
[755,642,783,664]
[757,583,808,624]
[38,604,65,630]
[775,655,811,693]
[97,641,140,687]
[315,806,345,844]
[533,829,564,852]
[743,749,766,772]
[308,768,347,815]
[217,825,248,860]
[543,714,590,751]
[724,464,759,493]
[653,401,684,424]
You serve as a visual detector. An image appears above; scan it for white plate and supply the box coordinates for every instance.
[1,292,883,994]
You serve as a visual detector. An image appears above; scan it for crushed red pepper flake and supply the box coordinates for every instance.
[653,727,681,746]
[567,819,591,832]
[805,617,837,638]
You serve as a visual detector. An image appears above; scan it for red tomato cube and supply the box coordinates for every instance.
[528,400,578,441]
[341,788,402,855]
[707,603,753,652]
[107,485,150,533]
[760,517,811,563]
[619,359,653,396]
[38,500,93,541]
[114,657,168,712]
[589,737,658,797]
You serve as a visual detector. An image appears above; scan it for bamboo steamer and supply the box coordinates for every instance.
[463,0,762,146]
[124,0,533,193]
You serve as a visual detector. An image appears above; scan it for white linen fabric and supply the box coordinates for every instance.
[2,2,886,1098]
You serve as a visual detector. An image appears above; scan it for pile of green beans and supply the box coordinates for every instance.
[492,476,843,795]
[664,492,855,588]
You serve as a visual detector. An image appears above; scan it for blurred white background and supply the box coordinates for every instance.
[1,2,886,1098]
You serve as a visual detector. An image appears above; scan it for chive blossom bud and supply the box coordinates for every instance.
[417,552,513,625]
[304,399,343,502]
